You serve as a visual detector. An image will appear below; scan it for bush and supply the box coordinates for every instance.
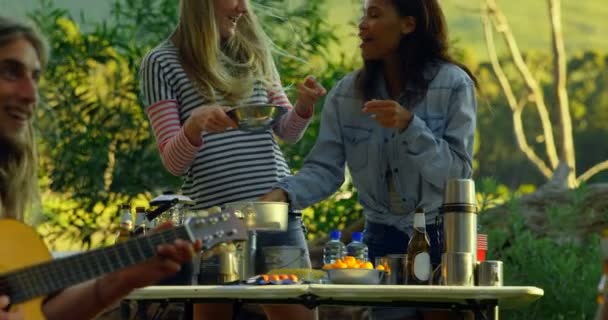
[481,194,600,319]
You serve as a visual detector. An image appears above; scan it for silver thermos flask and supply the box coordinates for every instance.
[440,178,478,286]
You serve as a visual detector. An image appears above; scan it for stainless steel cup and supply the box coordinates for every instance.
[382,254,408,285]
[441,252,475,286]
[477,260,503,286]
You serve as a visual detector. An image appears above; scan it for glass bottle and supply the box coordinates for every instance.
[116,204,133,243]
[406,207,432,285]
[133,206,148,236]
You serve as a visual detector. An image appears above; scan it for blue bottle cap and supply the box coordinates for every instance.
[330,230,342,240]
[351,231,363,242]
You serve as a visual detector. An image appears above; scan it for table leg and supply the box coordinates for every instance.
[184,302,193,320]
[487,304,498,320]
[483,300,498,320]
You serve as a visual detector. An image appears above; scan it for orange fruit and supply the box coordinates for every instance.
[343,256,356,263]
[346,260,359,268]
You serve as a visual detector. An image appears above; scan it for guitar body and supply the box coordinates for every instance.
[0,219,50,320]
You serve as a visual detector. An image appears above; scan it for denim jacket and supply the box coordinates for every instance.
[276,62,476,233]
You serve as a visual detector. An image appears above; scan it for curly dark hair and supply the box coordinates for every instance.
[356,0,477,105]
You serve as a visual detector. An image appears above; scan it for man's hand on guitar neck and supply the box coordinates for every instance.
[42,222,202,320]
[0,296,23,320]
[111,221,203,290]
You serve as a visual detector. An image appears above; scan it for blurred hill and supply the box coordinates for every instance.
[442,0,608,55]
[326,0,608,61]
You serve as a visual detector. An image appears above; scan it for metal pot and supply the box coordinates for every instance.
[223,201,288,232]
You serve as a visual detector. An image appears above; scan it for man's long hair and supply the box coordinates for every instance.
[356,0,477,105]
[0,16,47,221]
[172,0,277,105]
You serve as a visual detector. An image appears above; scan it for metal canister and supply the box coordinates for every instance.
[441,179,478,261]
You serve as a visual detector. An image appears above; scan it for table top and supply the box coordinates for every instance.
[127,285,543,309]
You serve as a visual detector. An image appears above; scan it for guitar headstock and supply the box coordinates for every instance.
[183,209,248,251]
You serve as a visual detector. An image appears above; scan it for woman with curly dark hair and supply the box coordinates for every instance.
[264,0,477,317]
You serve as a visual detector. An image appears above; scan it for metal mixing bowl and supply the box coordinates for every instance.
[326,268,385,285]
[223,201,289,231]
[226,104,288,132]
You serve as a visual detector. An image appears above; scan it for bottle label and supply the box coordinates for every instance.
[413,252,431,281]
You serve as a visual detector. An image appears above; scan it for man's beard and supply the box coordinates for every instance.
[0,132,29,194]
[0,133,28,166]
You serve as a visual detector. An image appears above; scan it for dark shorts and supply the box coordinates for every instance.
[363,220,444,320]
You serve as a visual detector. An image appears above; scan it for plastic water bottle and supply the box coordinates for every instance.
[346,232,369,261]
[323,230,346,265]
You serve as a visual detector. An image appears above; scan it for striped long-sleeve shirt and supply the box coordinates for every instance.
[140,41,312,209]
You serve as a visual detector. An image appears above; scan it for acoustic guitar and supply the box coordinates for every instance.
[0,211,247,319]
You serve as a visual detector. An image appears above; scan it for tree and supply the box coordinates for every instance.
[480,0,608,188]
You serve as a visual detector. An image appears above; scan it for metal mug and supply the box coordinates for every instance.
[376,254,408,285]
[441,252,475,286]
[198,242,244,285]
[477,260,503,286]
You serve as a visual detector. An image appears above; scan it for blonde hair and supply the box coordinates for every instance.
[172,0,277,104]
[0,16,47,221]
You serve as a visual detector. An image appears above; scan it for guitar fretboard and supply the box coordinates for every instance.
[1,226,191,304]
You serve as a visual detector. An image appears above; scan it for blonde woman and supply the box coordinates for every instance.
[140,0,324,319]
[0,16,199,320]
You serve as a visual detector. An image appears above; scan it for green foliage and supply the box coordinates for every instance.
[479,185,600,319]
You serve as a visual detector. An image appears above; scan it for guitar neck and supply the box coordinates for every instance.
[4,226,192,304]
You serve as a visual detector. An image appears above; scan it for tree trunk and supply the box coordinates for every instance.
[548,0,577,187]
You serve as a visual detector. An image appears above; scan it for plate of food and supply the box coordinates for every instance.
[268,268,327,284]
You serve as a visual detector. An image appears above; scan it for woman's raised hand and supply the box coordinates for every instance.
[295,75,326,116]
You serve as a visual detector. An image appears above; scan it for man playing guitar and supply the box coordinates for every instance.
[0,16,201,320]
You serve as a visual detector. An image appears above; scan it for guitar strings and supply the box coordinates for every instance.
[4,227,189,304]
